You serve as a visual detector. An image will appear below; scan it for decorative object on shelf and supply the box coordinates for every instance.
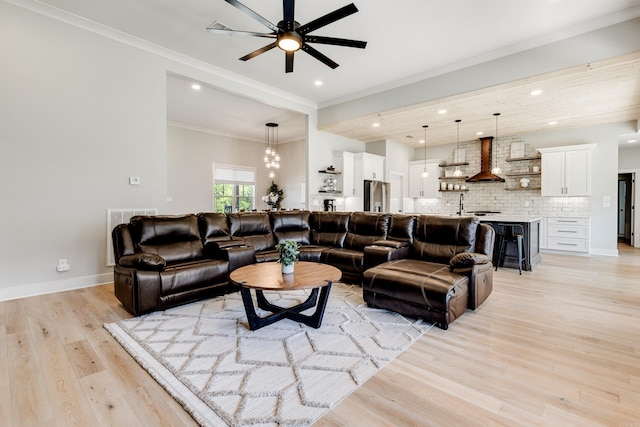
[532,165,540,173]
[453,119,464,177]
[324,174,338,192]
[275,240,299,274]
[421,125,429,178]
[262,181,284,209]
[263,123,281,179]
[327,165,335,171]
[441,181,447,190]
[491,113,502,175]
[520,178,530,187]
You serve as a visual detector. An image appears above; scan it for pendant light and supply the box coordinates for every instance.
[264,123,280,178]
[421,125,429,178]
[491,113,502,174]
[453,119,463,177]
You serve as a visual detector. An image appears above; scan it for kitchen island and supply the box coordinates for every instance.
[476,215,542,271]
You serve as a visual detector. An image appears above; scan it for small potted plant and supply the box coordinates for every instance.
[275,240,299,274]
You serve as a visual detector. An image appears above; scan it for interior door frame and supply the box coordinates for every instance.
[619,168,638,247]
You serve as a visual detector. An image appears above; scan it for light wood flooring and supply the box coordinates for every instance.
[1,246,639,426]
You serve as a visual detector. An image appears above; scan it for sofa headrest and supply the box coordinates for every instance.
[228,212,272,236]
[387,214,416,243]
[310,212,350,248]
[344,212,390,250]
[271,211,311,245]
[197,212,231,244]
[129,214,204,263]
[131,214,201,245]
[412,215,479,263]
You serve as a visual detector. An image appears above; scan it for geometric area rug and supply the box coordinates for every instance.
[104,283,433,427]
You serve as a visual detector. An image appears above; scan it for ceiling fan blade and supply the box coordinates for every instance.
[304,35,367,49]
[239,42,277,61]
[206,28,276,39]
[283,0,295,24]
[285,51,294,73]
[302,44,339,69]
[298,3,358,35]
[225,0,278,32]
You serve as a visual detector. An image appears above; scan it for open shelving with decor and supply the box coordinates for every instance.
[505,171,541,177]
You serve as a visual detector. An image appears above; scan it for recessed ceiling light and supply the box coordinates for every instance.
[530,89,543,96]
[372,123,380,127]
[628,139,637,143]
[314,80,323,86]
[438,109,447,114]
[548,121,558,125]
[191,83,201,90]
[476,131,484,136]
[419,139,425,144]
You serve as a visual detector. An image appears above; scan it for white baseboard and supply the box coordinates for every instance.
[0,273,113,302]
[590,248,619,257]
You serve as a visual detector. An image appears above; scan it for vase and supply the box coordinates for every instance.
[281,263,294,274]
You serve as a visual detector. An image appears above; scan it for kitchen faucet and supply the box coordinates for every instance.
[457,193,464,216]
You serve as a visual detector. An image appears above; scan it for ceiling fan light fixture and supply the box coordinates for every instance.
[277,32,302,52]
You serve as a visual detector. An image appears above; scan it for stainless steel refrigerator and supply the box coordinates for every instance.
[363,180,390,212]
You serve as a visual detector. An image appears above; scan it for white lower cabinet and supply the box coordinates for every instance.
[545,217,590,253]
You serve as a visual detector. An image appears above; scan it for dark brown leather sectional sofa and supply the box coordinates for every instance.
[112,210,495,329]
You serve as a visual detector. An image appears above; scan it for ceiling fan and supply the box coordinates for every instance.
[207,0,367,73]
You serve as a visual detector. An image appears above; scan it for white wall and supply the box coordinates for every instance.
[0,2,167,298]
[0,2,317,300]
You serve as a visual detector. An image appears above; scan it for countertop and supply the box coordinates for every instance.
[475,215,542,223]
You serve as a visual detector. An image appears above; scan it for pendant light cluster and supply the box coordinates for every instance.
[263,122,281,179]
[491,113,502,175]
[421,125,429,178]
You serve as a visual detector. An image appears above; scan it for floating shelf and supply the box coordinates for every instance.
[439,176,469,180]
[505,187,541,191]
[439,162,469,167]
[318,170,341,174]
[439,189,469,192]
[318,190,342,194]
[505,156,541,162]
[505,172,541,177]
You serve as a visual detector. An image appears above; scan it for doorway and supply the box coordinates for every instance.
[618,173,633,244]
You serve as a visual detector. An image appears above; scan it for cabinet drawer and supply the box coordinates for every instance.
[547,237,589,252]
[547,217,589,226]
[548,225,588,239]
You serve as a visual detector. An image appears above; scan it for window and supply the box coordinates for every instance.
[213,165,256,213]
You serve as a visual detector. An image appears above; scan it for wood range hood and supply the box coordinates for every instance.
[466,136,505,182]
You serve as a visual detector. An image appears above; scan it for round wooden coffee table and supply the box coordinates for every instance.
[229,261,342,330]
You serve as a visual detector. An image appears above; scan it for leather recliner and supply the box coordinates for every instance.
[363,215,495,329]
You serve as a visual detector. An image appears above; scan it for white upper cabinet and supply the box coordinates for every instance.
[409,160,440,198]
[355,152,385,181]
[538,144,596,197]
[332,151,355,196]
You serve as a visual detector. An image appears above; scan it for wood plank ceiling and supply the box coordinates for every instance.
[319,53,640,147]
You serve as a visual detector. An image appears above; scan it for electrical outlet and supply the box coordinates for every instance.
[56,259,70,272]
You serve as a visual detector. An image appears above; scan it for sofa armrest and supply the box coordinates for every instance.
[363,244,410,271]
[449,252,492,270]
[118,253,166,271]
[221,245,256,272]
[371,239,409,249]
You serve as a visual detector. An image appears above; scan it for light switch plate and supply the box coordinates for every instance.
[129,176,140,185]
